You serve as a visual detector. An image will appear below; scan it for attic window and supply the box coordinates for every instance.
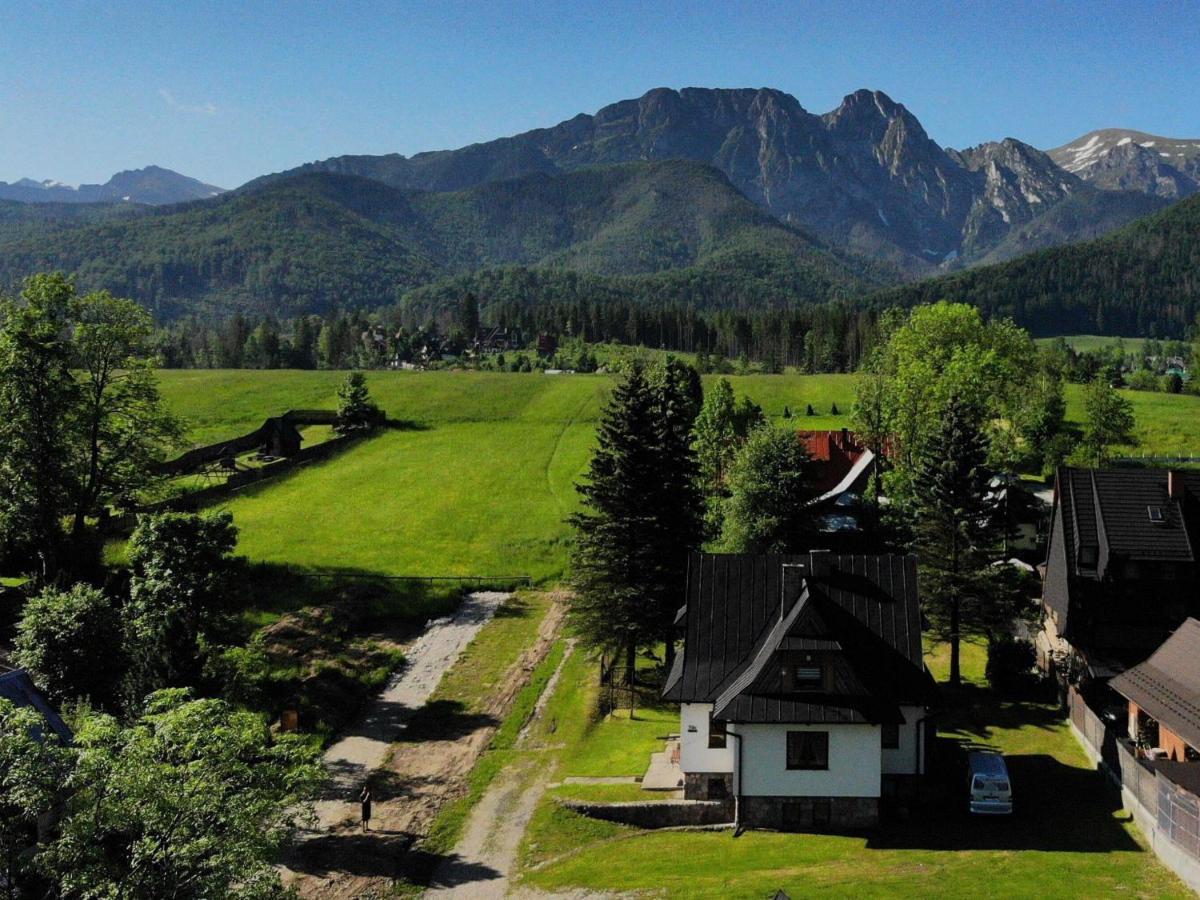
[792,666,824,690]
[1148,506,1165,524]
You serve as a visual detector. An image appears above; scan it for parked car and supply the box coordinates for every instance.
[967,752,1013,815]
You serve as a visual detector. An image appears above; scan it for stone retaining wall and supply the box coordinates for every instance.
[740,795,879,831]
[559,798,732,828]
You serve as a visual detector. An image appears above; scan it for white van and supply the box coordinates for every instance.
[967,752,1013,815]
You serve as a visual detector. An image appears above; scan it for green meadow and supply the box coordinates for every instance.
[156,370,857,582]
[1033,334,1141,354]
[156,369,1200,583]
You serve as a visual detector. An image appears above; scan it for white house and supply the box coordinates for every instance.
[663,551,935,830]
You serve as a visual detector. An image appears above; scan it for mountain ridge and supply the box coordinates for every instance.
[246,86,1174,271]
[0,165,225,205]
[0,160,885,319]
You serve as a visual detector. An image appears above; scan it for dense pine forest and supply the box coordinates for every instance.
[869,194,1200,338]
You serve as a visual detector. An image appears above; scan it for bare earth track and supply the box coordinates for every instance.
[285,592,566,899]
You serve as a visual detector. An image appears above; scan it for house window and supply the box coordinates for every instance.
[708,715,727,749]
[786,731,829,770]
[1148,506,1165,524]
[707,777,728,799]
[1078,546,1097,569]
[793,665,825,690]
[881,723,900,749]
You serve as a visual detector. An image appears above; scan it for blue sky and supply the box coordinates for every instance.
[2,0,1197,189]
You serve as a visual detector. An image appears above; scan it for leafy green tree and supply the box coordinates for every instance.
[721,424,816,553]
[40,691,321,900]
[123,512,240,708]
[13,584,123,708]
[334,371,381,434]
[909,396,1020,688]
[1079,377,1136,465]
[1,698,74,899]
[569,364,704,679]
[0,274,79,578]
[69,291,184,539]
[857,302,1036,476]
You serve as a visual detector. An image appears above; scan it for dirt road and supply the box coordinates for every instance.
[425,642,576,899]
[286,593,566,899]
[311,591,508,832]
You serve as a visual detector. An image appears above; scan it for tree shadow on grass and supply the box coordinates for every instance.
[398,699,499,743]
[286,829,417,879]
[382,418,431,432]
[869,691,1142,854]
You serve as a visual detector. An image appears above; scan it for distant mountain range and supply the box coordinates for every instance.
[247,87,1177,272]
[1049,129,1200,199]
[0,86,1195,331]
[0,166,225,205]
[0,161,887,319]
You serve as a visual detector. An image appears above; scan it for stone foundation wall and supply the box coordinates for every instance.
[684,772,733,801]
[740,795,879,831]
[559,798,733,829]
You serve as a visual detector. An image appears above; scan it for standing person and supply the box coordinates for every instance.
[359,785,372,832]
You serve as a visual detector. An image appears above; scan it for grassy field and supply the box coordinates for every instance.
[155,369,1200,584]
[1034,334,1140,354]
[512,641,1190,899]
[156,370,857,583]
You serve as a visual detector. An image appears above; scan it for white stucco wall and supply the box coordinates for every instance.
[881,705,928,775]
[732,722,882,797]
[679,703,735,773]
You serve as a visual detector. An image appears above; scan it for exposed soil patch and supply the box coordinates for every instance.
[286,594,566,899]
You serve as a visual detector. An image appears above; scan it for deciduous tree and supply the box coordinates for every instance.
[1079,376,1136,465]
[13,583,123,709]
[123,512,240,708]
[40,691,321,900]
[720,424,816,553]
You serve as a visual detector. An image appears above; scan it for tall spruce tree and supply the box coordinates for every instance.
[569,362,703,679]
[910,396,1006,688]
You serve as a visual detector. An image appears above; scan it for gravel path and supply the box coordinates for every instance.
[425,641,576,899]
[310,591,508,831]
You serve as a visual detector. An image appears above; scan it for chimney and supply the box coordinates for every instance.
[780,563,806,622]
[1169,470,1183,500]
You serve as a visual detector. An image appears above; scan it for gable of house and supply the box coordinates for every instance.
[664,552,932,724]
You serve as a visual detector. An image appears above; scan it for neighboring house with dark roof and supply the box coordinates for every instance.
[1110,618,1200,763]
[663,551,935,830]
[1038,467,1200,682]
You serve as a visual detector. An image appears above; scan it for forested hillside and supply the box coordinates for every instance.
[869,194,1200,337]
[0,162,884,319]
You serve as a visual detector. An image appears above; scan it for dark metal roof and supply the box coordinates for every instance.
[663,552,931,724]
[0,669,73,745]
[1058,468,1199,568]
[1110,618,1200,752]
[1043,467,1200,642]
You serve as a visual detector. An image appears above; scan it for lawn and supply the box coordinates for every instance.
[512,639,1190,898]
[156,370,858,582]
[155,368,1200,585]
[1034,334,1141,354]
